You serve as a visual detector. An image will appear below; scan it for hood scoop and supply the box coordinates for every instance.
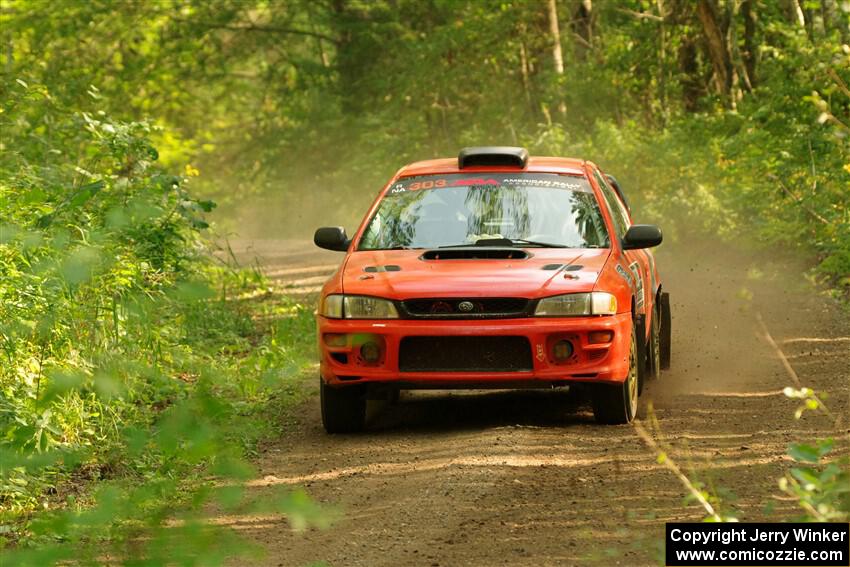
[542,263,584,271]
[421,248,529,260]
[364,265,401,272]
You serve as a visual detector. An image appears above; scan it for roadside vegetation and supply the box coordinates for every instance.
[1,0,848,564]
[0,87,328,562]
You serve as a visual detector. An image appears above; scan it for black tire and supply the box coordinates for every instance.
[659,292,672,370]
[320,377,366,433]
[635,314,647,394]
[388,388,401,405]
[646,303,662,380]
[592,317,640,424]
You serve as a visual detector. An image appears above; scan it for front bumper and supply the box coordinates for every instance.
[318,313,632,388]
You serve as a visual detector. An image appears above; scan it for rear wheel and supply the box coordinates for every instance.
[592,319,639,424]
[320,377,366,433]
[647,303,662,380]
[659,292,672,370]
[635,314,647,394]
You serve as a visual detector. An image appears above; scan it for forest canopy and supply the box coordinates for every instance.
[2,0,847,287]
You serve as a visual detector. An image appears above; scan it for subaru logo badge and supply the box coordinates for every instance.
[457,301,474,312]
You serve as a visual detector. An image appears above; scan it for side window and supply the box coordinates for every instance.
[594,170,630,238]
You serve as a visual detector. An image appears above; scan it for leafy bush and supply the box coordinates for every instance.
[779,387,849,522]
[0,82,327,563]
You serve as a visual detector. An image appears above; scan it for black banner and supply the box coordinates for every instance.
[666,523,849,566]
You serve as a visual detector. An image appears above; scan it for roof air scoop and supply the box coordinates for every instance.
[458,146,529,169]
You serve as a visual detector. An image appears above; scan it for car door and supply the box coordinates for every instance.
[592,168,656,323]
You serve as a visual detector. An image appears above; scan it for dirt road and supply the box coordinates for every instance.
[221,238,849,566]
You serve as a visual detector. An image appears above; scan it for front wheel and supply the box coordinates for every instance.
[320,377,366,433]
[592,318,639,424]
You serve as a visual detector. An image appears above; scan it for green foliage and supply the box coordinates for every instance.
[780,387,849,522]
[0,82,327,563]
[782,439,850,522]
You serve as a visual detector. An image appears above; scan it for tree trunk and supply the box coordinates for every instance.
[656,0,668,123]
[804,5,822,39]
[518,21,539,118]
[572,0,593,61]
[696,0,733,104]
[547,0,567,115]
[821,0,850,43]
[741,0,757,89]
[678,35,701,112]
[548,0,565,74]
[519,36,533,107]
[783,0,806,27]
[329,0,356,112]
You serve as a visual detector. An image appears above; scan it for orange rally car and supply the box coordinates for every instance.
[313,147,671,432]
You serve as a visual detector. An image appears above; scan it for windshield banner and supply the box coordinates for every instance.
[387,173,590,195]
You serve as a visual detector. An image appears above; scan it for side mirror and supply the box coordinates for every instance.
[622,224,662,250]
[314,226,350,252]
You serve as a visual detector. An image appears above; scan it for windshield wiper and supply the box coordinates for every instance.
[439,238,567,249]
[508,238,568,248]
[358,245,421,250]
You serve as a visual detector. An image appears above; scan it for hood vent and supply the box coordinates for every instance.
[542,263,584,271]
[421,248,529,260]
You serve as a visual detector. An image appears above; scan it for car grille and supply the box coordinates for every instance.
[400,298,530,319]
[398,336,533,372]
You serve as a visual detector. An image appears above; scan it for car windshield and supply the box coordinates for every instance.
[358,173,610,250]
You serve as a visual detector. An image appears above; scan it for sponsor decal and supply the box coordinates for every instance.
[629,261,645,308]
[536,343,546,362]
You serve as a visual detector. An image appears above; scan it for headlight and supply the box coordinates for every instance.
[320,294,399,319]
[345,296,399,318]
[321,295,344,318]
[534,292,617,316]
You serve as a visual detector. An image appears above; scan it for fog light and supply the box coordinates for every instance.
[553,340,573,361]
[324,333,348,347]
[360,341,381,363]
[588,330,614,344]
